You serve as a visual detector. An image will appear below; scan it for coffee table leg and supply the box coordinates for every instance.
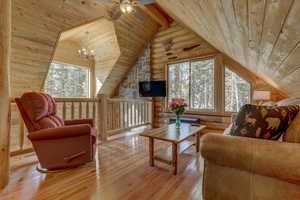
[149,138,154,167]
[172,142,178,175]
[196,132,200,153]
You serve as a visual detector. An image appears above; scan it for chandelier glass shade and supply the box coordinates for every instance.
[77,48,95,60]
[120,0,134,13]
[77,31,95,60]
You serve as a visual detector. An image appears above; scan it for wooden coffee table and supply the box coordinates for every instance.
[140,123,206,175]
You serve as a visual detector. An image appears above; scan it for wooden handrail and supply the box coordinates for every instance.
[99,95,153,140]
[108,98,151,102]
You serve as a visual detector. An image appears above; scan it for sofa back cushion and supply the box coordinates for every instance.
[275,98,300,106]
[229,104,299,140]
[16,92,64,132]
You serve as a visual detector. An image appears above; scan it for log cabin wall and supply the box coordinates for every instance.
[151,23,286,128]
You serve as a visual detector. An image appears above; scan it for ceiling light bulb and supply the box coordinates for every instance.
[120,2,133,14]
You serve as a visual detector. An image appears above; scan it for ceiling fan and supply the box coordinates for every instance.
[98,0,156,20]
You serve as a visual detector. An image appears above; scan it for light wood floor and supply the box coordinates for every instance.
[0,128,204,200]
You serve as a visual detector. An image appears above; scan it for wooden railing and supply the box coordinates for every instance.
[98,95,153,140]
[10,96,152,156]
[10,98,98,156]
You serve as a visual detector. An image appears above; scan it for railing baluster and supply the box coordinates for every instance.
[79,102,82,119]
[86,101,89,118]
[18,112,25,150]
[93,101,96,119]
[63,102,67,120]
[71,102,75,119]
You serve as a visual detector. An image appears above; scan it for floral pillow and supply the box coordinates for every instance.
[229,104,300,140]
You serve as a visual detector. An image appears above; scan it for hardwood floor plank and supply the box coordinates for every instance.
[0,133,204,200]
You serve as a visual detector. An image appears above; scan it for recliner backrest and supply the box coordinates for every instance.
[15,92,64,132]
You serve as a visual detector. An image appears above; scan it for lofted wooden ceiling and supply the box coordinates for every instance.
[157,0,300,97]
[11,0,159,97]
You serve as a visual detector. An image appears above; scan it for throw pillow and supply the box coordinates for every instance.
[284,113,300,143]
[229,104,300,140]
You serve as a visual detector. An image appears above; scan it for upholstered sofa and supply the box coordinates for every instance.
[200,98,300,200]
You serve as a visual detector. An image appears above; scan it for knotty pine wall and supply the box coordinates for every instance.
[151,23,286,128]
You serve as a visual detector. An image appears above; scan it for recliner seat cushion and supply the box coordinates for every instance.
[229,104,300,140]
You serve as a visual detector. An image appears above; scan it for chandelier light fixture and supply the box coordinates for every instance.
[78,31,95,60]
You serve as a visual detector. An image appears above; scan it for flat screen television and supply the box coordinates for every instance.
[139,80,166,97]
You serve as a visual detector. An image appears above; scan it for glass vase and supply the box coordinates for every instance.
[175,115,181,129]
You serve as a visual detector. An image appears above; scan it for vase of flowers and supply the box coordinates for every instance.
[170,98,188,129]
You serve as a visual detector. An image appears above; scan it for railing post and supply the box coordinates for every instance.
[98,94,108,141]
[0,0,11,188]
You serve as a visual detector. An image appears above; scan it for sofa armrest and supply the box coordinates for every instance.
[200,133,300,183]
[28,125,92,141]
[64,118,95,127]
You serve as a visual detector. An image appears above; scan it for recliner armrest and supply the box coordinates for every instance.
[64,118,95,127]
[28,124,92,141]
[200,133,300,183]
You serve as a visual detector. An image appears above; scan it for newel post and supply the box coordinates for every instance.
[0,0,12,188]
[98,94,108,141]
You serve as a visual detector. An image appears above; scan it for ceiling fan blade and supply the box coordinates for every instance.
[96,0,120,3]
[96,0,114,2]
[112,7,122,20]
[132,10,145,21]
[137,0,156,5]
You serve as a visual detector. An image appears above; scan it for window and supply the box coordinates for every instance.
[190,59,214,110]
[45,62,90,98]
[225,67,251,112]
[168,58,215,110]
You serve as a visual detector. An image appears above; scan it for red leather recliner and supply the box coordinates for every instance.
[15,92,96,171]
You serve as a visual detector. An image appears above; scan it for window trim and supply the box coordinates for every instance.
[223,65,252,113]
[166,56,216,112]
[44,61,92,98]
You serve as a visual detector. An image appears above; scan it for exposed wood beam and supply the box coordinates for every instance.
[0,0,12,189]
[141,5,169,28]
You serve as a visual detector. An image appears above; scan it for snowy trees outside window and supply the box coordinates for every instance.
[225,67,251,112]
[168,58,214,110]
[45,62,90,98]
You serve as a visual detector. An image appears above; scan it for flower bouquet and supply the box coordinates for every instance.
[170,98,188,128]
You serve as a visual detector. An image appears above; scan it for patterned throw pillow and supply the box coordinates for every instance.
[229,104,300,140]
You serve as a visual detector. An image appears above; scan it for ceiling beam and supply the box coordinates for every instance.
[141,4,169,28]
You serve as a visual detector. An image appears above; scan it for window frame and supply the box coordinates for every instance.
[165,55,253,114]
[223,65,252,114]
[44,61,92,98]
[166,56,216,112]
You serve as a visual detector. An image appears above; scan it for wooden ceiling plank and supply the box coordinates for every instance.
[256,0,294,74]
[141,4,169,28]
[199,0,236,60]
[265,0,300,78]
[247,0,266,72]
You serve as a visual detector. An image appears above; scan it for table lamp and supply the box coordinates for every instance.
[252,90,271,105]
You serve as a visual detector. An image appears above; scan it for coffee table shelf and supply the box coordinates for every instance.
[154,140,194,163]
